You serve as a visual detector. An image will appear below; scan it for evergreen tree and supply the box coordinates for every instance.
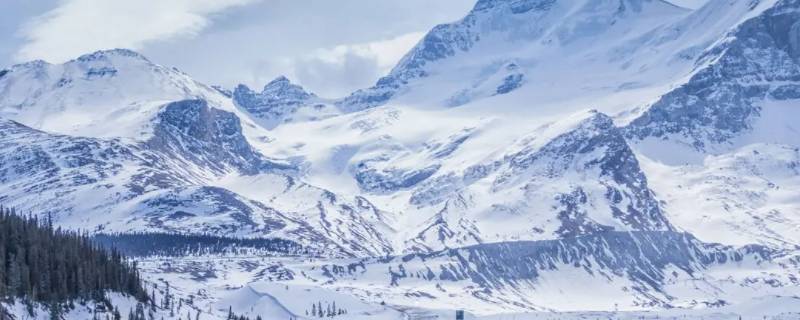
[150,289,156,310]
[48,302,61,320]
[135,303,146,320]
[327,303,332,317]
[113,306,121,320]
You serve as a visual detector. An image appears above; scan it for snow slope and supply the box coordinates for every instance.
[0,49,230,138]
[257,0,800,252]
[0,50,394,257]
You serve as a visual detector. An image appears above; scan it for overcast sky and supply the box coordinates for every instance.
[0,0,475,97]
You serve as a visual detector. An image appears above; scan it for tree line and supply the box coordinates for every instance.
[93,232,308,257]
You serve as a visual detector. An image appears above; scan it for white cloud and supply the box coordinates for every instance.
[14,0,256,63]
[288,32,425,96]
[123,0,475,97]
[294,51,382,97]
[309,32,425,72]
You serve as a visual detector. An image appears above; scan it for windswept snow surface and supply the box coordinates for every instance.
[131,249,800,320]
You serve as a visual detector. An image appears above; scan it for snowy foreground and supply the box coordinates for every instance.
[123,254,800,320]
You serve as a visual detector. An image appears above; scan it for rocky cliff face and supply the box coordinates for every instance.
[146,99,291,176]
[402,112,672,252]
[233,76,323,129]
[626,0,800,149]
[309,231,782,310]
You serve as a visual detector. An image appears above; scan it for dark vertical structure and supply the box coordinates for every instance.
[456,310,464,320]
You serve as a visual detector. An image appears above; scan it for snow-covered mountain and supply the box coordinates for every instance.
[233,76,339,129]
[2,0,800,317]
[0,49,394,257]
[625,0,800,149]
[0,49,233,139]
[264,0,800,252]
[339,0,693,111]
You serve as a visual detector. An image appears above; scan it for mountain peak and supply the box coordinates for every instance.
[472,0,683,13]
[232,77,318,128]
[580,109,614,128]
[472,0,557,13]
[339,0,688,112]
[8,59,50,71]
[261,76,312,97]
[73,48,150,64]
[0,47,231,139]
[265,75,291,87]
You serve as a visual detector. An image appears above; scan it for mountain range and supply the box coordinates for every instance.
[1,0,800,317]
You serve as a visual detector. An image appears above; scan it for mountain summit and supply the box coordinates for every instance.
[233,76,338,129]
[338,0,690,111]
